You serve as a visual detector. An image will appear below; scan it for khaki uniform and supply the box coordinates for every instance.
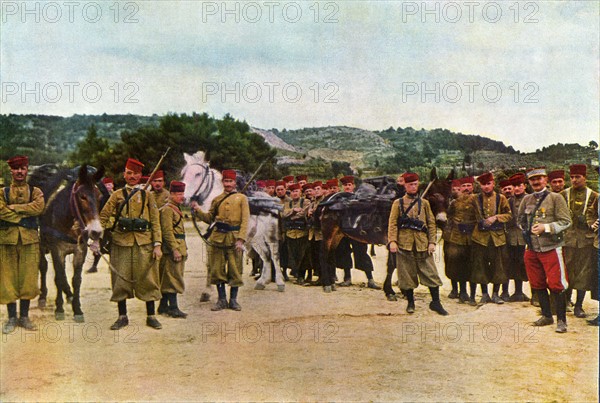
[561,187,598,291]
[152,188,170,210]
[506,193,528,281]
[100,186,162,301]
[585,197,598,300]
[308,195,324,279]
[388,195,442,289]
[283,197,309,276]
[195,191,249,286]
[278,195,292,270]
[0,183,44,304]
[469,192,512,284]
[442,193,476,282]
[159,201,187,294]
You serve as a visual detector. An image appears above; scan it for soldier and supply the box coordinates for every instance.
[265,179,276,197]
[383,174,407,301]
[499,179,514,198]
[548,170,566,193]
[307,181,326,287]
[502,172,530,302]
[1,155,45,334]
[518,167,571,333]
[256,180,266,192]
[99,158,163,330]
[192,169,249,311]
[157,181,188,318]
[275,180,292,281]
[388,172,447,315]
[585,195,599,326]
[327,178,340,194]
[150,170,170,209]
[443,177,477,305]
[102,177,115,194]
[296,175,308,187]
[560,164,598,319]
[283,183,310,284]
[283,175,295,189]
[336,176,380,289]
[460,176,474,195]
[469,172,512,304]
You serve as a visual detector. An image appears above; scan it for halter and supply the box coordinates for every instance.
[187,162,217,205]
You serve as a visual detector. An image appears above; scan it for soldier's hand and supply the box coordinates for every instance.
[389,242,398,253]
[531,223,545,235]
[190,201,201,212]
[592,220,599,231]
[483,215,497,227]
[428,243,436,255]
[173,250,182,262]
[153,245,163,259]
[235,239,245,252]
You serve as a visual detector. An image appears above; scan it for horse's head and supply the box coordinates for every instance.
[423,167,454,227]
[71,164,105,241]
[181,152,223,209]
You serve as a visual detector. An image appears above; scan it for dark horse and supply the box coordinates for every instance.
[319,168,454,297]
[31,164,107,322]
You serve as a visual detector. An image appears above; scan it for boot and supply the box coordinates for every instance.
[587,315,599,326]
[554,291,567,333]
[2,317,17,334]
[405,289,415,314]
[533,289,553,326]
[211,299,228,311]
[146,315,162,329]
[157,296,169,315]
[367,279,381,290]
[17,317,37,331]
[429,300,449,316]
[228,299,242,311]
[110,315,129,330]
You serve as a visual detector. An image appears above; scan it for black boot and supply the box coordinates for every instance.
[158,295,169,315]
[405,289,415,314]
[554,291,567,333]
[533,289,554,326]
[573,290,587,318]
[429,287,448,316]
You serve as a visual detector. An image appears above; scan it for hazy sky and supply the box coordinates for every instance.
[1,1,598,152]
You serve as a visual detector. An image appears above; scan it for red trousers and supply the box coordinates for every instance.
[524,247,569,293]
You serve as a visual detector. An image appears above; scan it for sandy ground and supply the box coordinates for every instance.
[1,223,598,402]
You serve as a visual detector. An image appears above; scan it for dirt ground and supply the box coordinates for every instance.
[1,224,598,402]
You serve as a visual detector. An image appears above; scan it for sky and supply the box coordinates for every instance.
[1,0,598,152]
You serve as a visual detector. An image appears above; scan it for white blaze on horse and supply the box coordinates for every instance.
[181,152,284,299]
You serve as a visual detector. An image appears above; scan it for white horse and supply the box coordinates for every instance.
[181,152,285,300]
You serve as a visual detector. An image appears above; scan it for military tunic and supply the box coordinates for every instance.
[283,197,310,277]
[0,183,44,304]
[277,195,292,270]
[469,192,512,285]
[152,188,170,210]
[159,201,187,294]
[388,194,442,289]
[505,193,529,281]
[195,191,249,287]
[442,193,476,282]
[561,187,598,291]
[100,186,162,302]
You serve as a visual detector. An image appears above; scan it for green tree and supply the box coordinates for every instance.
[69,124,110,167]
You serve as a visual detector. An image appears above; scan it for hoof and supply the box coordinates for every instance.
[38,299,47,309]
[73,314,85,323]
[277,285,285,292]
[55,311,65,320]
[254,283,266,290]
[199,293,211,302]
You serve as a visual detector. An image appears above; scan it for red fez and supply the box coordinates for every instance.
[151,170,164,180]
[508,173,526,186]
[169,181,186,193]
[476,172,494,184]
[256,180,266,188]
[451,179,461,188]
[499,179,512,188]
[222,169,236,180]
[340,176,355,185]
[7,155,29,169]
[282,175,294,182]
[302,183,314,191]
[402,172,419,183]
[459,176,474,185]
[296,175,308,182]
[326,179,339,187]
[548,170,565,181]
[125,158,144,173]
[289,183,301,191]
[275,180,286,188]
[265,180,276,187]
[569,164,587,177]
[102,177,114,185]
[313,181,323,188]
[321,184,330,190]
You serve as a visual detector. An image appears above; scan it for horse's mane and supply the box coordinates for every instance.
[29,165,70,202]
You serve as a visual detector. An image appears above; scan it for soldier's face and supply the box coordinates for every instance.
[396,176,405,186]
[10,165,28,183]
[124,169,141,186]
[343,183,355,193]
[460,183,473,194]
[481,181,494,194]
[223,178,236,193]
[452,186,461,197]
[405,180,419,195]
[331,185,340,193]
[104,182,114,192]
[304,189,314,198]
[290,189,301,200]
[570,174,586,189]
[550,178,565,192]
[267,186,275,196]
[171,192,185,204]
[276,186,286,197]
[313,186,323,197]
[513,183,525,195]
[501,185,514,197]
[529,175,548,192]
[298,180,307,186]
[151,178,164,191]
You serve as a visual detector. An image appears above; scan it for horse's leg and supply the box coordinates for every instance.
[370,244,376,257]
[50,248,66,320]
[383,252,397,298]
[254,243,271,290]
[269,242,284,290]
[71,245,86,322]
[200,249,213,302]
[38,248,48,308]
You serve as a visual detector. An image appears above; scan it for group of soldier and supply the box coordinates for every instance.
[1,154,598,335]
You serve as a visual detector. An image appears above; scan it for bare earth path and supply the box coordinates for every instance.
[1,224,598,402]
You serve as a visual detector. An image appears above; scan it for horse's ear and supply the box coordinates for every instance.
[78,164,88,184]
[183,153,192,164]
[93,166,105,183]
[429,167,438,182]
[446,169,455,181]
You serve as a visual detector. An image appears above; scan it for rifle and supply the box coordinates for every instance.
[144,147,171,191]
[241,158,269,193]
